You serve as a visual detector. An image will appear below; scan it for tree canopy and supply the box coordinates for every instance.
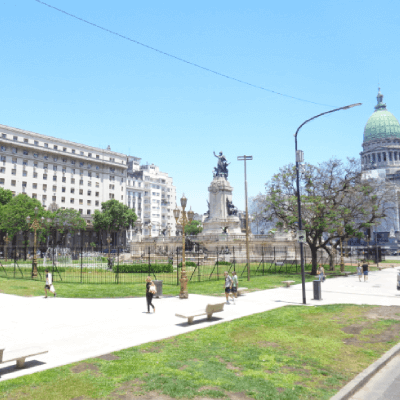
[0,188,12,206]
[184,220,203,235]
[93,199,137,235]
[263,158,394,273]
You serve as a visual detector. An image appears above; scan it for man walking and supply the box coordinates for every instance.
[224,271,232,304]
[231,271,238,300]
[44,269,56,298]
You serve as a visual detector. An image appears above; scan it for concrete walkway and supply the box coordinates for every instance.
[1,268,400,385]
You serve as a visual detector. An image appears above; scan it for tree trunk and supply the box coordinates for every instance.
[309,245,319,275]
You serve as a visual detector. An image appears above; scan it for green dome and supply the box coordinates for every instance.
[363,90,400,142]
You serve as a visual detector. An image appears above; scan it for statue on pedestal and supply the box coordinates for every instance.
[213,151,230,178]
[226,199,238,216]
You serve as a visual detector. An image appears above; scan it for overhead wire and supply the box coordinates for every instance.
[34,0,336,108]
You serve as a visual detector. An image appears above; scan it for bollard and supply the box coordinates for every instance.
[153,280,163,298]
[313,280,322,300]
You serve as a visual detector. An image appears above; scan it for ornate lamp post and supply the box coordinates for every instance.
[173,194,194,299]
[26,207,44,278]
[3,233,9,262]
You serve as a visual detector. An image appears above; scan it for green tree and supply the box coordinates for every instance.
[184,220,203,235]
[0,195,46,257]
[0,188,12,206]
[45,208,87,246]
[93,199,137,245]
[263,158,394,274]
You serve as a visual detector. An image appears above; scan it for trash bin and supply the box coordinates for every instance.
[397,271,400,291]
[153,280,163,298]
[313,280,322,300]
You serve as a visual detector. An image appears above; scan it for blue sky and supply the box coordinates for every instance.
[1,0,400,214]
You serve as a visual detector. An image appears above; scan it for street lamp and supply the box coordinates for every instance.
[173,194,194,299]
[237,155,253,281]
[294,102,361,305]
[26,207,45,278]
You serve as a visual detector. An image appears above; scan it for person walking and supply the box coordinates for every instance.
[224,271,232,304]
[145,276,156,313]
[44,269,56,298]
[231,271,238,300]
[317,264,325,282]
[362,260,369,282]
[357,262,363,282]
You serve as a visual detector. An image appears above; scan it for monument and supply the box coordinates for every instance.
[201,152,242,235]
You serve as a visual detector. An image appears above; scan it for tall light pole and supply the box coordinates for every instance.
[295,102,361,304]
[237,155,253,281]
[173,194,194,299]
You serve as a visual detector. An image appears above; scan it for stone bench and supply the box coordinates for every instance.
[175,302,225,325]
[282,280,295,287]
[275,262,284,267]
[0,347,48,368]
[237,287,248,296]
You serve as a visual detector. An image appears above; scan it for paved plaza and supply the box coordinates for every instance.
[1,268,400,396]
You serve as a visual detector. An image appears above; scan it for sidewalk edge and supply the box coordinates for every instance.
[330,342,400,400]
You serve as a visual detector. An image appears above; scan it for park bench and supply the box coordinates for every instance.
[175,302,225,325]
[275,261,284,267]
[0,347,48,368]
[237,287,248,296]
[281,280,295,287]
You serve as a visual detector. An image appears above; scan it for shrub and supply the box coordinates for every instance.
[113,263,173,274]
[178,261,197,267]
[216,261,231,266]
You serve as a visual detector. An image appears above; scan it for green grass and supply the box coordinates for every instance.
[1,304,400,399]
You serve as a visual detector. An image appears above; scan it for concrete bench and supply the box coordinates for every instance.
[0,347,48,369]
[175,302,225,325]
[275,262,284,267]
[282,280,295,287]
[237,287,248,296]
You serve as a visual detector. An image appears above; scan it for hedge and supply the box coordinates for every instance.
[178,261,197,268]
[113,263,173,274]
[216,261,231,266]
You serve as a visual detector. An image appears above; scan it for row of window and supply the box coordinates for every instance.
[363,152,400,164]
[1,133,122,162]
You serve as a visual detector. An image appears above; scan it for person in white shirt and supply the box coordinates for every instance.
[231,271,238,299]
[44,269,56,298]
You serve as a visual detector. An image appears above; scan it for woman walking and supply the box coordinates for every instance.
[145,276,156,313]
[357,262,363,282]
[362,260,369,282]
[44,269,56,298]
[317,264,325,282]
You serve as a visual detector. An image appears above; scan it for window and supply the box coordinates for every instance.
[110,168,115,173]
[13,136,18,141]
[88,172,92,178]
[121,178,124,183]
[23,150,28,156]
[54,145,58,150]
[34,140,39,146]
[0,168,5,173]
[87,210,91,215]
[95,192,99,197]
[71,178,75,184]
[11,180,16,186]
[87,163,92,169]
[61,197,65,203]
[79,189,83,195]
[44,155,48,160]
[88,181,92,187]
[12,158,17,164]
[71,160,75,165]
[88,153,92,157]
[87,190,91,196]
[44,163,48,169]
[80,162,84,167]
[33,172,38,178]
[110,176,115,181]
[0,146,6,151]
[70,198,75,204]
[33,183,37,189]
[53,176,57,181]
[61,187,65,192]
[43,184,47,190]
[96,154,100,159]
[1,133,6,138]
[109,184,114,190]
[33,153,38,158]
[96,166,100,170]
[121,195,123,200]
[62,158,67,163]
[87,200,91,205]
[71,188,75,193]
[12,147,17,154]
[72,149,75,154]
[62,168,66,173]
[63,147,67,152]
[109,194,114,199]
[22,181,27,188]
[79,209,82,214]
[32,193,37,198]
[22,160,27,165]
[43,174,48,180]
[95,200,99,206]
[80,151,84,156]
[79,199,83,205]
[52,185,56,192]
[44,143,48,148]
[23,171,27,177]
[53,165,57,171]
[52,196,56,202]
[95,182,99,187]
[80,180,83,185]
[62,177,66,183]
[110,157,115,162]
[11,169,16,175]
[42,195,47,200]
[71,169,75,174]
[53,157,58,162]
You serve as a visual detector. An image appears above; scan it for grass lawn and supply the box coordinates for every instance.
[2,304,400,400]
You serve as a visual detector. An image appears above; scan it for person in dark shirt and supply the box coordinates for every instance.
[362,261,369,282]
[145,276,155,313]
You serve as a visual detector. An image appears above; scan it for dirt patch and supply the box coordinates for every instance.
[96,353,120,361]
[70,363,100,375]
[365,306,400,321]
[342,321,373,334]
[343,324,400,346]
[197,386,222,392]
[257,341,279,348]
[107,380,145,399]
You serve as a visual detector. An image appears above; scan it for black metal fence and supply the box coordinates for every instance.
[0,244,382,285]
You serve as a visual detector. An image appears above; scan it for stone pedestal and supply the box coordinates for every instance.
[201,176,242,235]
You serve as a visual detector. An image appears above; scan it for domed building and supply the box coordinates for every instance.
[360,89,400,239]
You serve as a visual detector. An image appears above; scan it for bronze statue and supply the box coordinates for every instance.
[213,151,230,178]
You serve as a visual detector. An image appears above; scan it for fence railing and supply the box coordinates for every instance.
[0,244,384,285]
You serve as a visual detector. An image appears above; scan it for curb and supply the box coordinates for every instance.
[330,342,400,400]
